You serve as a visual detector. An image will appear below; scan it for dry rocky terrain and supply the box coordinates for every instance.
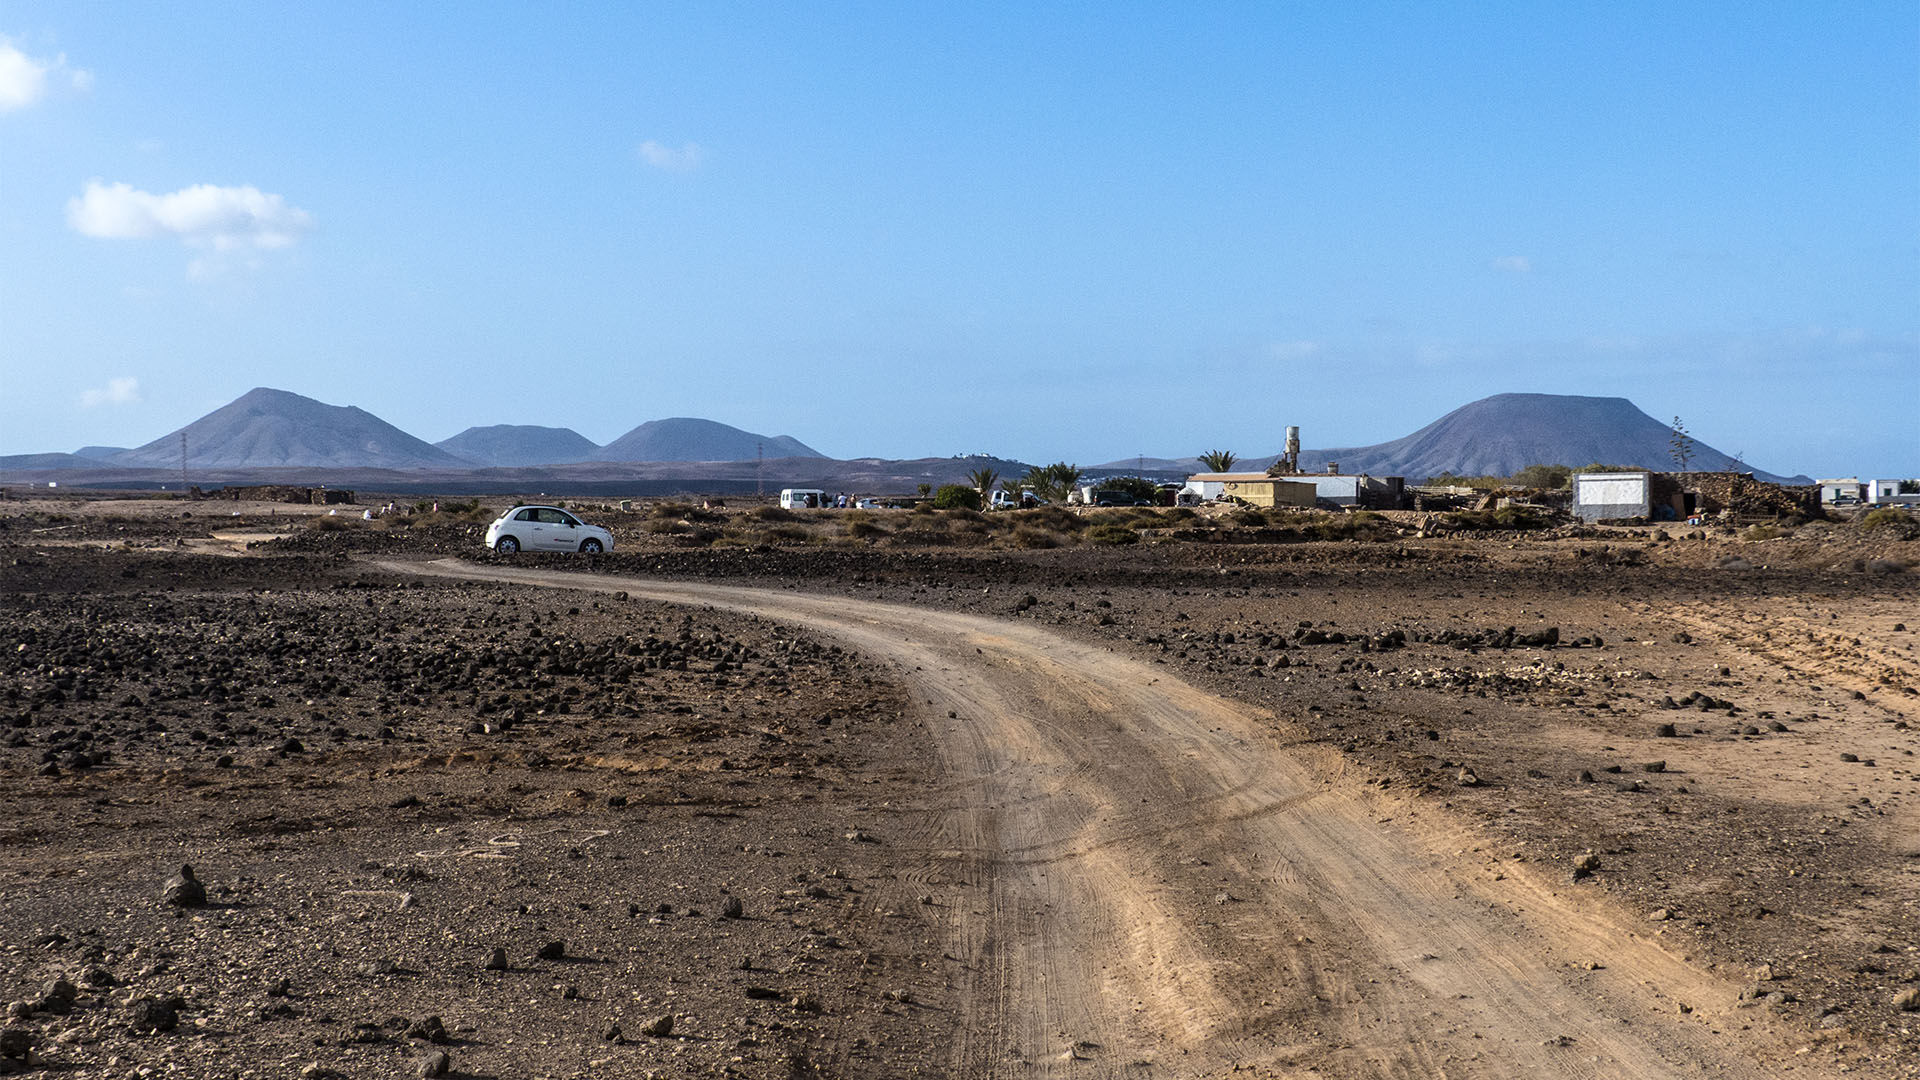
[1,492,1915,1078]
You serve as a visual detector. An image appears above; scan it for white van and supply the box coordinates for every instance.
[779,488,827,510]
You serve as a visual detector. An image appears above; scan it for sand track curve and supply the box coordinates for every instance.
[381,558,1828,1078]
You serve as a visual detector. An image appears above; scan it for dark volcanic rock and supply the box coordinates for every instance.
[162,864,206,908]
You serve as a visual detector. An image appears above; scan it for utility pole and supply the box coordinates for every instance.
[179,432,189,493]
[756,441,764,498]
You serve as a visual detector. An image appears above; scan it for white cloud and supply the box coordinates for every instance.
[1491,255,1532,273]
[0,38,88,112]
[67,181,315,256]
[79,377,141,409]
[637,139,704,172]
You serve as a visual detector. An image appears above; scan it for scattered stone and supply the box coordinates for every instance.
[38,979,76,1008]
[162,864,206,908]
[407,1015,450,1044]
[127,996,179,1034]
[417,1050,451,1078]
[1654,722,1676,738]
[1649,907,1672,921]
[1455,767,1480,787]
[1571,852,1601,880]
[266,978,291,997]
[79,966,117,988]
[1641,761,1665,773]
[536,940,566,961]
[1894,986,1920,1012]
[639,1013,674,1038]
[483,947,509,971]
[720,894,744,919]
[0,1029,30,1060]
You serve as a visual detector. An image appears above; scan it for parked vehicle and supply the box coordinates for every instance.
[1093,490,1151,507]
[484,505,615,554]
[779,488,827,509]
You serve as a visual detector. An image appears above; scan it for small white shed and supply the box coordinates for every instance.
[1572,472,1651,522]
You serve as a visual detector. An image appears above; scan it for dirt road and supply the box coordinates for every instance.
[388,558,1830,1078]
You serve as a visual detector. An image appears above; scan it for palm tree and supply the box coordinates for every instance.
[1025,462,1082,503]
[1198,450,1238,473]
[967,467,999,506]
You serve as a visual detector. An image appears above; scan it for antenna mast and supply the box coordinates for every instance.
[756,441,764,498]
[179,432,189,493]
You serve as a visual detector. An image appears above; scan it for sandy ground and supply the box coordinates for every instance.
[2,496,1915,1078]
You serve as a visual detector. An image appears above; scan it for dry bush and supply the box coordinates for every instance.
[1010,526,1064,549]
[645,519,689,535]
[1231,508,1269,527]
[1009,506,1083,532]
[1740,524,1784,541]
[308,515,353,532]
[651,502,694,519]
[846,520,885,540]
[750,505,799,523]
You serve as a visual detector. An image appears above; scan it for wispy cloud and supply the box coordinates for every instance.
[1490,255,1532,273]
[0,38,89,112]
[79,376,141,409]
[67,181,314,275]
[637,139,704,172]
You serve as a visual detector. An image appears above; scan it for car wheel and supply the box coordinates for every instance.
[580,538,603,554]
[494,536,519,554]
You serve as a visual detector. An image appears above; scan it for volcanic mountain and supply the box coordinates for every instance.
[1297,394,1805,483]
[111,388,467,470]
[435,425,600,467]
[595,418,822,463]
[1118,394,1807,484]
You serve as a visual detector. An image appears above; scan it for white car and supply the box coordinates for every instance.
[484,505,614,554]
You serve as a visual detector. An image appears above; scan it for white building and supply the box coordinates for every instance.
[1817,478,1866,506]
[1572,472,1652,522]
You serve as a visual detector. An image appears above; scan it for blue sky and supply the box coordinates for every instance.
[2,2,1915,475]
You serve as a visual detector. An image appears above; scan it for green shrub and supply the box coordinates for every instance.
[1311,510,1392,540]
[1490,506,1549,530]
[1086,523,1140,545]
[1861,508,1915,530]
[651,502,693,519]
[932,484,982,510]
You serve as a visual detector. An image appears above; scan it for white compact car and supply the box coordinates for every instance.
[484,505,614,554]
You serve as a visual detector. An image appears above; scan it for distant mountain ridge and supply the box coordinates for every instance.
[435,425,599,467]
[7,388,1812,485]
[596,418,822,462]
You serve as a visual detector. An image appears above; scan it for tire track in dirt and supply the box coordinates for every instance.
[383,558,1830,1078]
